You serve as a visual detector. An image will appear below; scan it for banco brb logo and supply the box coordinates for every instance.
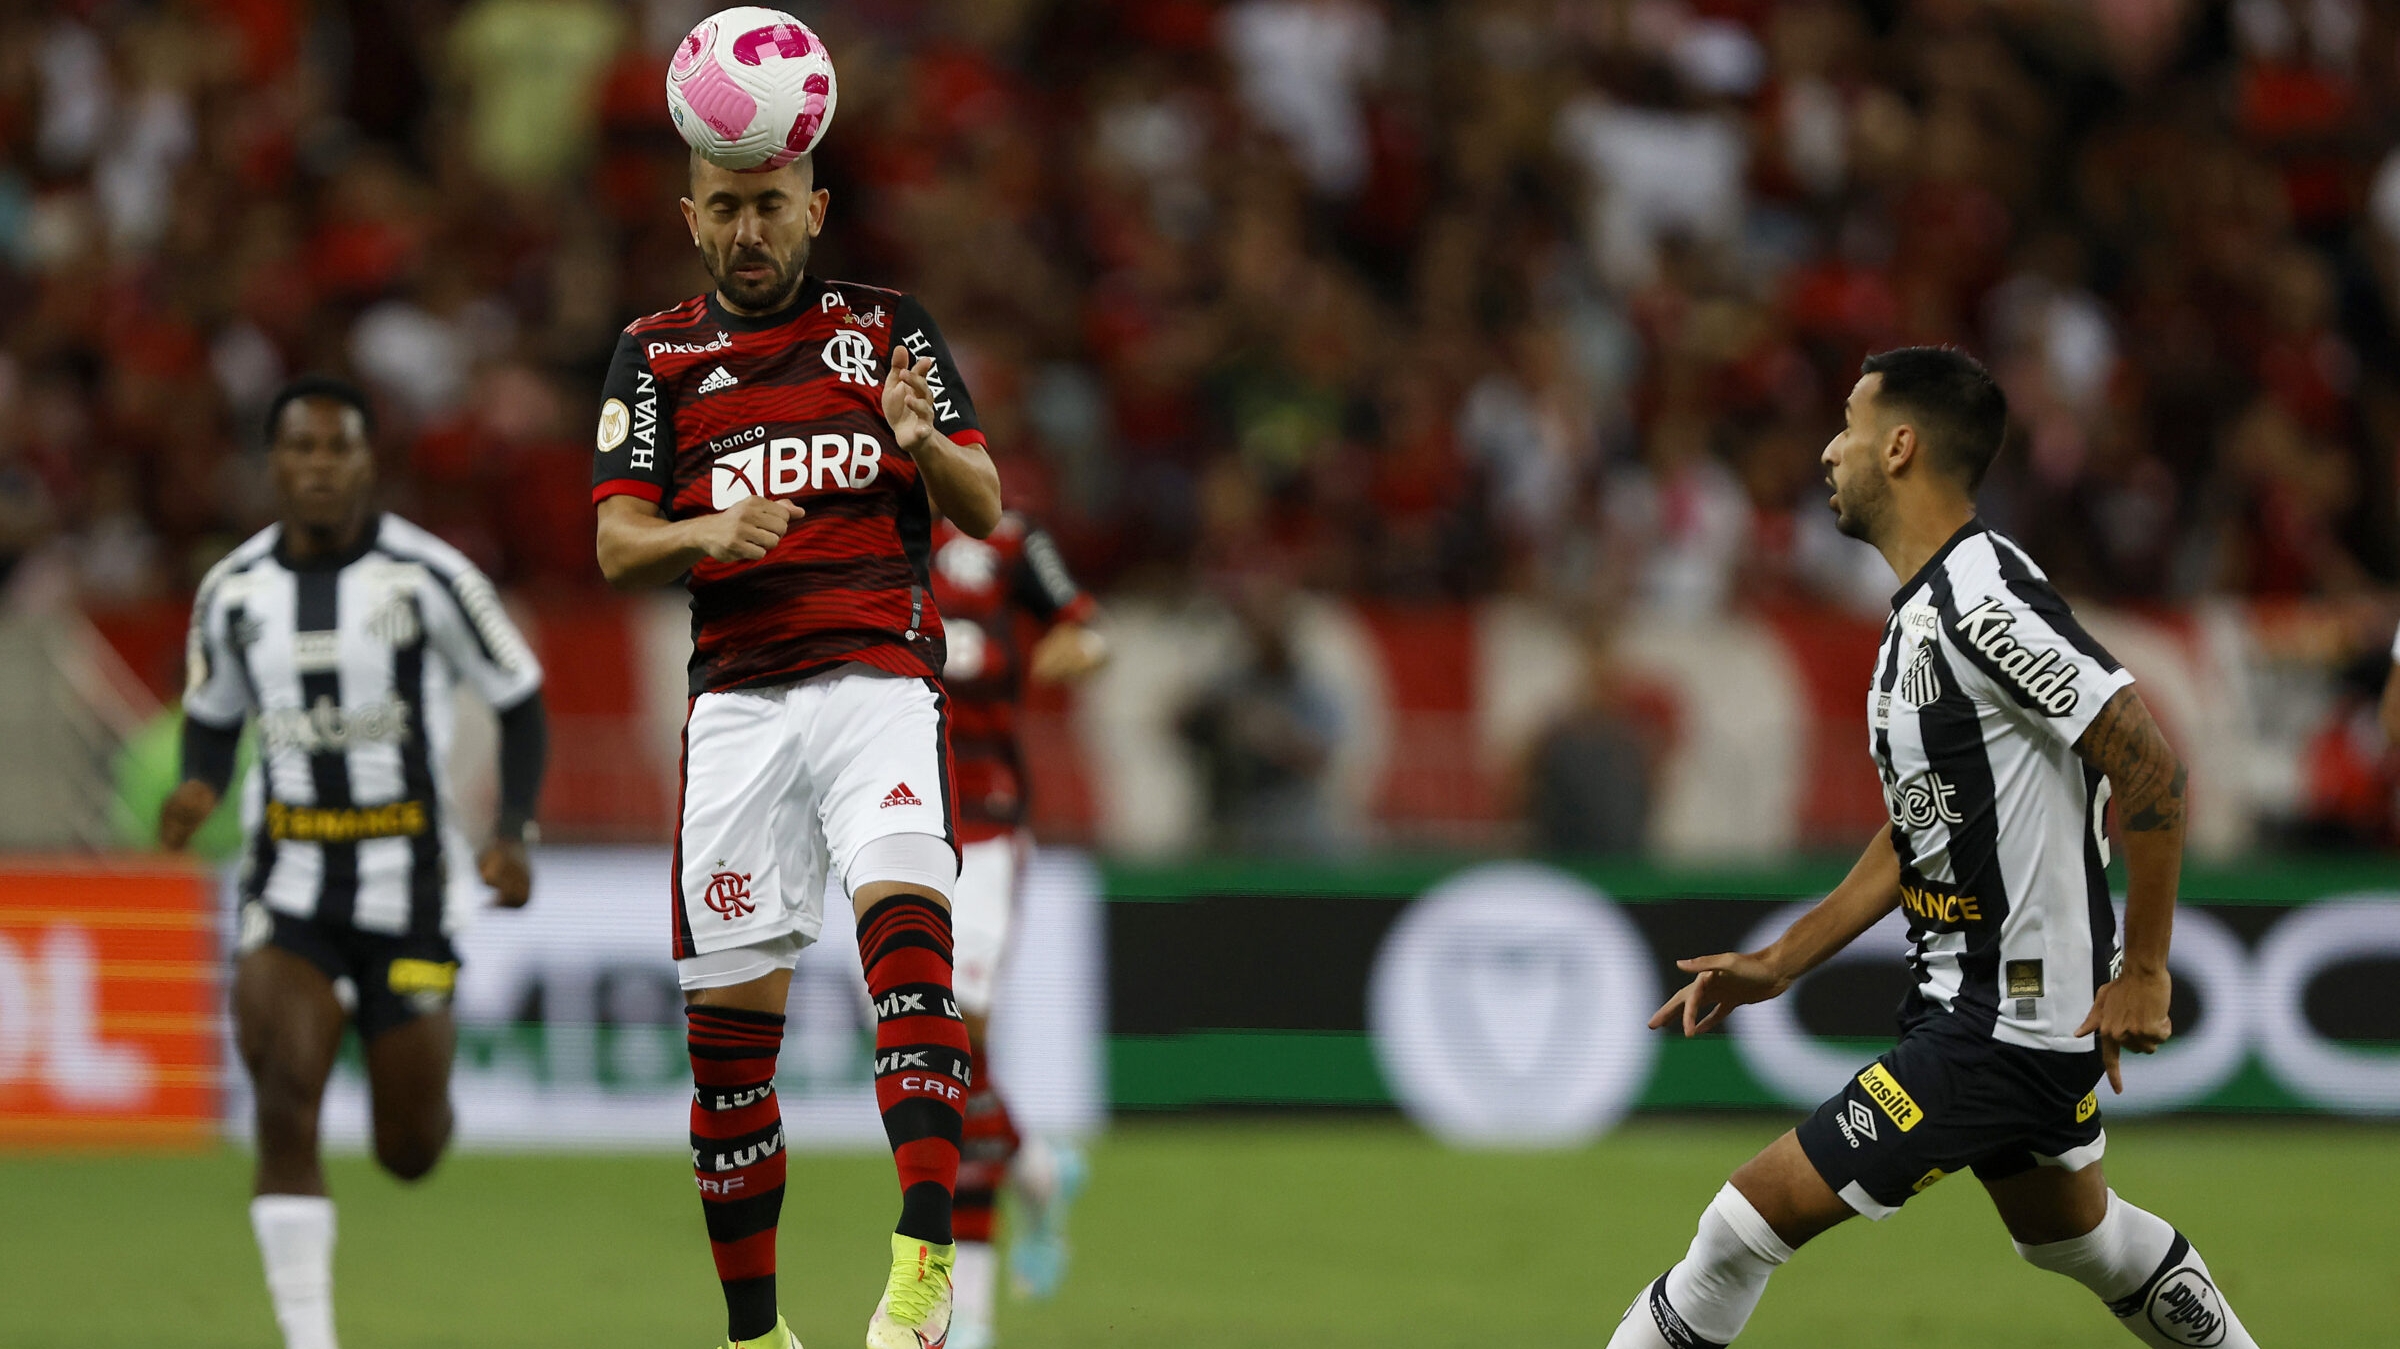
[1369,863,1657,1148]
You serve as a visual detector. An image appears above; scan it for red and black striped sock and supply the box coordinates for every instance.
[857,893,971,1246]
[687,1005,787,1343]
[953,1061,1021,1245]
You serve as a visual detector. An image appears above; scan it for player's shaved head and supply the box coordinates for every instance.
[682,151,826,317]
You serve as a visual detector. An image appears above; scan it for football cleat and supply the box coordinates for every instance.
[1007,1138,1087,1301]
[867,1233,954,1349]
[719,1314,799,1349]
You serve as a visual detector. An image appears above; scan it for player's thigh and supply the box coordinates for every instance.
[812,673,958,903]
[231,940,346,1106]
[363,1010,456,1133]
[949,834,1022,1019]
[678,687,816,950]
[1982,1157,2110,1245]
[1728,1129,1856,1250]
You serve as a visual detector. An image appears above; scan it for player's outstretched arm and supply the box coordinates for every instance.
[885,348,1000,537]
[594,494,803,589]
[2071,684,2183,1091]
[1651,827,1904,1036]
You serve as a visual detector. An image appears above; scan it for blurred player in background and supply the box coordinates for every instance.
[927,512,1106,1349]
[162,375,549,1349]
[1609,349,2261,1349]
[593,146,1000,1349]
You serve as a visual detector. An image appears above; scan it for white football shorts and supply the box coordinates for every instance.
[671,665,958,977]
[950,831,1028,1017]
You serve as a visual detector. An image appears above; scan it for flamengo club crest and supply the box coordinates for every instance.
[704,871,755,919]
[823,329,876,385]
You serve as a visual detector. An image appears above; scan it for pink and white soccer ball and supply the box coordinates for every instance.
[665,7,838,173]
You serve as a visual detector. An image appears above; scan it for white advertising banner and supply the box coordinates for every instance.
[220,847,1106,1149]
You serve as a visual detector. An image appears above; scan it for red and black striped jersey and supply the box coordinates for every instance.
[591,279,982,695]
[930,513,1094,840]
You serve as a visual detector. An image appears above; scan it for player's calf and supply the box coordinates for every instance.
[1607,1183,1795,1349]
[2015,1191,2260,1349]
[687,1002,791,1344]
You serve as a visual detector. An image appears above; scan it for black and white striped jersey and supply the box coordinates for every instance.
[182,515,543,936]
[1870,521,2134,1052]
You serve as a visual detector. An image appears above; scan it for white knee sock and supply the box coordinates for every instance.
[1608,1184,1795,1348]
[2015,1191,2258,1348]
[250,1195,339,1349]
[952,1240,998,1336]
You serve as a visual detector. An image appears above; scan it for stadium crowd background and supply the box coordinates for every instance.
[6,0,2400,852]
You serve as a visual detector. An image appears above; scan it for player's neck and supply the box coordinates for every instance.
[1876,496,1978,586]
[280,513,374,567]
[713,283,807,320]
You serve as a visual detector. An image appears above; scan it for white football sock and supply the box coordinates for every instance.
[2015,1190,2258,1348]
[953,1239,998,1332]
[250,1194,339,1349]
[1608,1183,1793,1347]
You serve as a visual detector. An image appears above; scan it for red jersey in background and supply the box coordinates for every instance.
[930,514,1095,842]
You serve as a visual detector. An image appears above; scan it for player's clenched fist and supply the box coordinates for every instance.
[158,779,219,852]
[694,496,803,562]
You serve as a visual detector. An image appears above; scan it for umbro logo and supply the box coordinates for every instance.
[881,782,921,809]
[696,365,739,394]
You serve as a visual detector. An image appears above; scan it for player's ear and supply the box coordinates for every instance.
[807,187,828,237]
[680,196,699,244]
[1882,420,1919,478]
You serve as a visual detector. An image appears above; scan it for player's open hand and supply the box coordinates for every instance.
[882,349,938,452]
[479,838,532,908]
[694,496,802,563]
[158,780,219,852]
[1650,952,1793,1037]
[2076,966,2172,1094]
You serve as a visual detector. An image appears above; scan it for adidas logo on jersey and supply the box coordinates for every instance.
[696,365,739,394]
[881,782,922,809]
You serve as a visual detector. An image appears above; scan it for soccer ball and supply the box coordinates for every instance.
[666,7,838,173]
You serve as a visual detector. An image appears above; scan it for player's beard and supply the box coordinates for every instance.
[706,236,810,315]
[1831,458,1893,544]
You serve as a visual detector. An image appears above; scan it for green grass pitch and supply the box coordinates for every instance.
[2,1117,2391,1347]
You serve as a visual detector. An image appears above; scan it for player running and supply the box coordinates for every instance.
[1606,348,2261,1349]
[927,512,1106,1349]
[162,375,549,1349]
[592,147,1001,1349]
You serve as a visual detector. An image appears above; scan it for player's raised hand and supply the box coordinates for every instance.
[882,348,937,452]
[1651,951,1793,1037]
[158,780,219,852]
[2075,966,2173,1093]
[693,496,802,563]
[479,837,533,908]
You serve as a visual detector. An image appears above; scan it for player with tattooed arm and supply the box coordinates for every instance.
[1605,348,2262,1349]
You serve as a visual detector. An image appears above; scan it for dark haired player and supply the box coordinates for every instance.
[926,512,1106,1349]
[162,375,549,1349]
[593,149,1000,1349]
[1606,348,2261,1349]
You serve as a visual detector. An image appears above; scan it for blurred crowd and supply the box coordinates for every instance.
[5,0,2400,619]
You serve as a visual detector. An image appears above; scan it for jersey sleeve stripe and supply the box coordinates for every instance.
[595,477,665,505]
[947,428,986,449]
[1984,538,2124,673]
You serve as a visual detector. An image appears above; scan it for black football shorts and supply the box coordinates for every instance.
[1794,1020,2107,1219]
[239,901,461,1041]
